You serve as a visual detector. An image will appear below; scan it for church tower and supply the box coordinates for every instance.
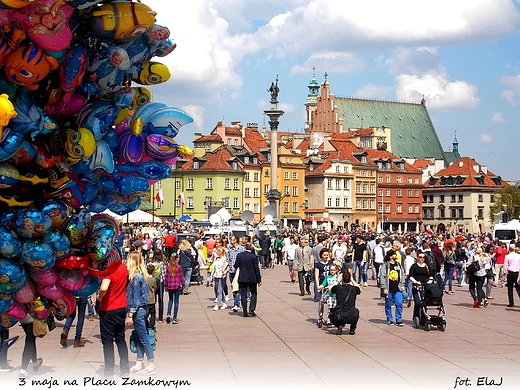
[304,68,320,132]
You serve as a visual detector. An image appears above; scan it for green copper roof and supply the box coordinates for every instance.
[334,97,447,160]
[306,75,320,104]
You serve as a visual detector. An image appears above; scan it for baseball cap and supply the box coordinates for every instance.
[133,240,144,247]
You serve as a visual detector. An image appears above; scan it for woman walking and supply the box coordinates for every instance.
[467,247,490,308]
[443,242,456,294]
[149,250,166,323]
[211,247,229,311]
[178,240,196,295]
[125,252,156,375]
[164,254,184,324]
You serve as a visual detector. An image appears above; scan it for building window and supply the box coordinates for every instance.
[363,200,368,209]
[253,203,259,213]
[378,176,383,183]
[414,178,419,184]
[284,171,290,180]
[227,139,231,145]
[244,156,250,164]
[292,202,298,213]
[407,177,412,183]
[408,190,412,197]
[245,203,250,210]
[175,181,181,189]
[344,179,349,189]
[193,161,199,170]
[293,171,298,180]
[378,204,383,213]
[414,190,419,197]
[478,207,484,219]
[429,195,433,203]
[363,184,368,193]
[336,179,341,189]
[439,194,444,203]
[284,202,289,213]
[356,199,361,209]
[397,205,402,213]
[253,157,258,164]
[344,198,349,208]
[264,184,269,194]
[379,189,383,197]
[451,195,456,203]
[439,207,445,218]
[344,166,349,173]
[385,176,390,183]
[385,205,390,213]
[245,173,250,181]
[478,194,483,202]
[414,205,419,213]
[327,179,333,190]
[408,205,413,213]
[232,162,238,170]
[490,195,495,202]
[187,178,194,190]
[356,183,361,192]
[233,178,239,190]
[206,178,213,189]
[224,178,230,189]
[458,195,463,203]
[370,184,375,193]
[397,190,402,197]
[385,189,390,196]
[327,198,332,208]
[396,177,402,183]
[223,197,230,208]
[292,186,298,196]
[253,188,259,197]
[253,172,260,181]
[264,169,269,177]
[361,156,367,163]
[335,198,340,208]
[233,198,239,209]
[245,188,250,197]
[284,186,290,196]
[187,197,194,209]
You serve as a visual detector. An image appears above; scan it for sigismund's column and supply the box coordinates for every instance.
[264,77,284,219]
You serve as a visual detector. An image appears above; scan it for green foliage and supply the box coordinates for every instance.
[490,185,520,222]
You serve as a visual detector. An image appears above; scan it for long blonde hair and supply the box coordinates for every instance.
[179,239,191,251]
[126,252,147,283]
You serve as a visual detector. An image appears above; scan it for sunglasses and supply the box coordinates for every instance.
[418,255,426,258]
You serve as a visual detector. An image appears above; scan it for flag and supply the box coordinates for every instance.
[178,192,185,205]
[155,188,164,204]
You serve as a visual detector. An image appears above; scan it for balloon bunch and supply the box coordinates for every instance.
[0,0,194,328]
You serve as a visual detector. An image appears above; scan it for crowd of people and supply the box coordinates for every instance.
[3,219,520,378]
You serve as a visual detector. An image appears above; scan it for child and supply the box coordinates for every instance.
[145,264,157,330]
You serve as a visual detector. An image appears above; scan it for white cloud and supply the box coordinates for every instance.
[290,52,366,74]
[182,105,206,130]
[500,74,520,106]
[478,134,494,144]
[501,90,520,107]
[491,112,506,124]
[385,47,442,76]
[354,84,394,99]
[395,72,480,110]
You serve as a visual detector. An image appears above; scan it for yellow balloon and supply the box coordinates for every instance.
[132,117,143,136]
[177,145,193,157]
[0,93,17,138]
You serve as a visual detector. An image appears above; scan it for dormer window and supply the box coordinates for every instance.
[193,161,200,170]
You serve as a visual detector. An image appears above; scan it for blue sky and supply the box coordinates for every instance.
[146,0,520,181]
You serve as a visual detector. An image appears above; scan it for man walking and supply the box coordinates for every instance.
[97,260,130,378]
[235,243,262,317]
[379,250,405,326]
[503,244,520,307]
[294,238,313,296]
[227,235,245,312]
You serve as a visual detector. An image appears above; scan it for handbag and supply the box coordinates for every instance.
[46,312,56,332]
[329,287,352,326]
[466,259,480,275]
[129,328,156,353]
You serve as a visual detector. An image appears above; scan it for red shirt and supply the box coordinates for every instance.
[494,246,508,265]
[205,238,216,255]
[100,262,128,311]
[164,234,177,248]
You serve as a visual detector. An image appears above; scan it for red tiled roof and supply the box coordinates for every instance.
[183,146,239,172]
[225,127,242,136]
[365,149,421,172]
[194,134,222,143]
[412,159,433,169]
[348,128,374,136]
[243,128,269,162]
[431,156,507,187]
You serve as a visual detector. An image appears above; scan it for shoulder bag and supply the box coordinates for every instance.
[329,286,352,326]
[466,258,480,275]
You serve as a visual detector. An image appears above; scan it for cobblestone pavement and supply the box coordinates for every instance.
[2,265,520,390]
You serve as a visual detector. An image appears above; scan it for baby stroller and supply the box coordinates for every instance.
[190,261,203,285]
[413,280,446,332]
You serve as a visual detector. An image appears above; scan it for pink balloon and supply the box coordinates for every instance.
[14,281,35,304]
[5,301,27,320]
[57,268,84,290]
[51,290,76,318]
[30,267,58,286]
[37,283,65,300]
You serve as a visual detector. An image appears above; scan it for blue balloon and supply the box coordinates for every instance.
[40,200,70,230]
[120,161,172,180]
[68,276,100,297]
[0,292,14,314]
[115,175,150,195]
[14,208,53,239]
[43,231,71,260]
[0,129,24,162]
[108,196,141,215]
[20,241,56,270]
[0,226,22,259]
[0,258,28,293]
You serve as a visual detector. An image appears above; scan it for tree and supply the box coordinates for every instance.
[489,185,520,222]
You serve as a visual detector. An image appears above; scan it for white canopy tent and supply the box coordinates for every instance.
[101,209,163,223]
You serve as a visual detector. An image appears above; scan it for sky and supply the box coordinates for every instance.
[145,0,520,181]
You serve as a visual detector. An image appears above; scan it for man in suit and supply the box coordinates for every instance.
[235,243,262,317]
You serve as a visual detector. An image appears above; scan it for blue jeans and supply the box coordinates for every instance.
[214,277,226,305]
[64,296,87,342]
[455,261,464,286]
[167,288,181,320]
[385,291,403,323]
[353,260,368,284]
[182,267,192,292]
[132,306,154,362]
[444,267,454,291]
[228,272,240,308]
[155,281,164,320]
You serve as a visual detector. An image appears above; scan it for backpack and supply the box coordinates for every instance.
[424,251,438,274]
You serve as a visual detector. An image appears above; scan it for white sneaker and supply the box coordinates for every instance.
[214,298,218,303]
[213,305,219,311]
[221,304,228,310]
[225,296,230,302]
[363,282,368,287]
[232,305,239,312]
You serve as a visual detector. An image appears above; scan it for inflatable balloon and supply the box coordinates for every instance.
[132,60,170,86]
[0,93,16,136]
[68,274,99,297]
[0,291,14,314]
[0,313,18,329]
[29,293,50,319]
[40,199,70,229]
[43,231,71,259]
[14,280,35,303]
[29,267,58,286]
[63,208,90,247]
[56,250,89,270]
[0,225,22,258]
[50,290,75,318]
[14,208,52,239]
[64,127,96,165]
[4,299,27,319]
[0,257,28,292]
[20,240,56,270]
[37,282,65,300]
[57,268,84,290]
